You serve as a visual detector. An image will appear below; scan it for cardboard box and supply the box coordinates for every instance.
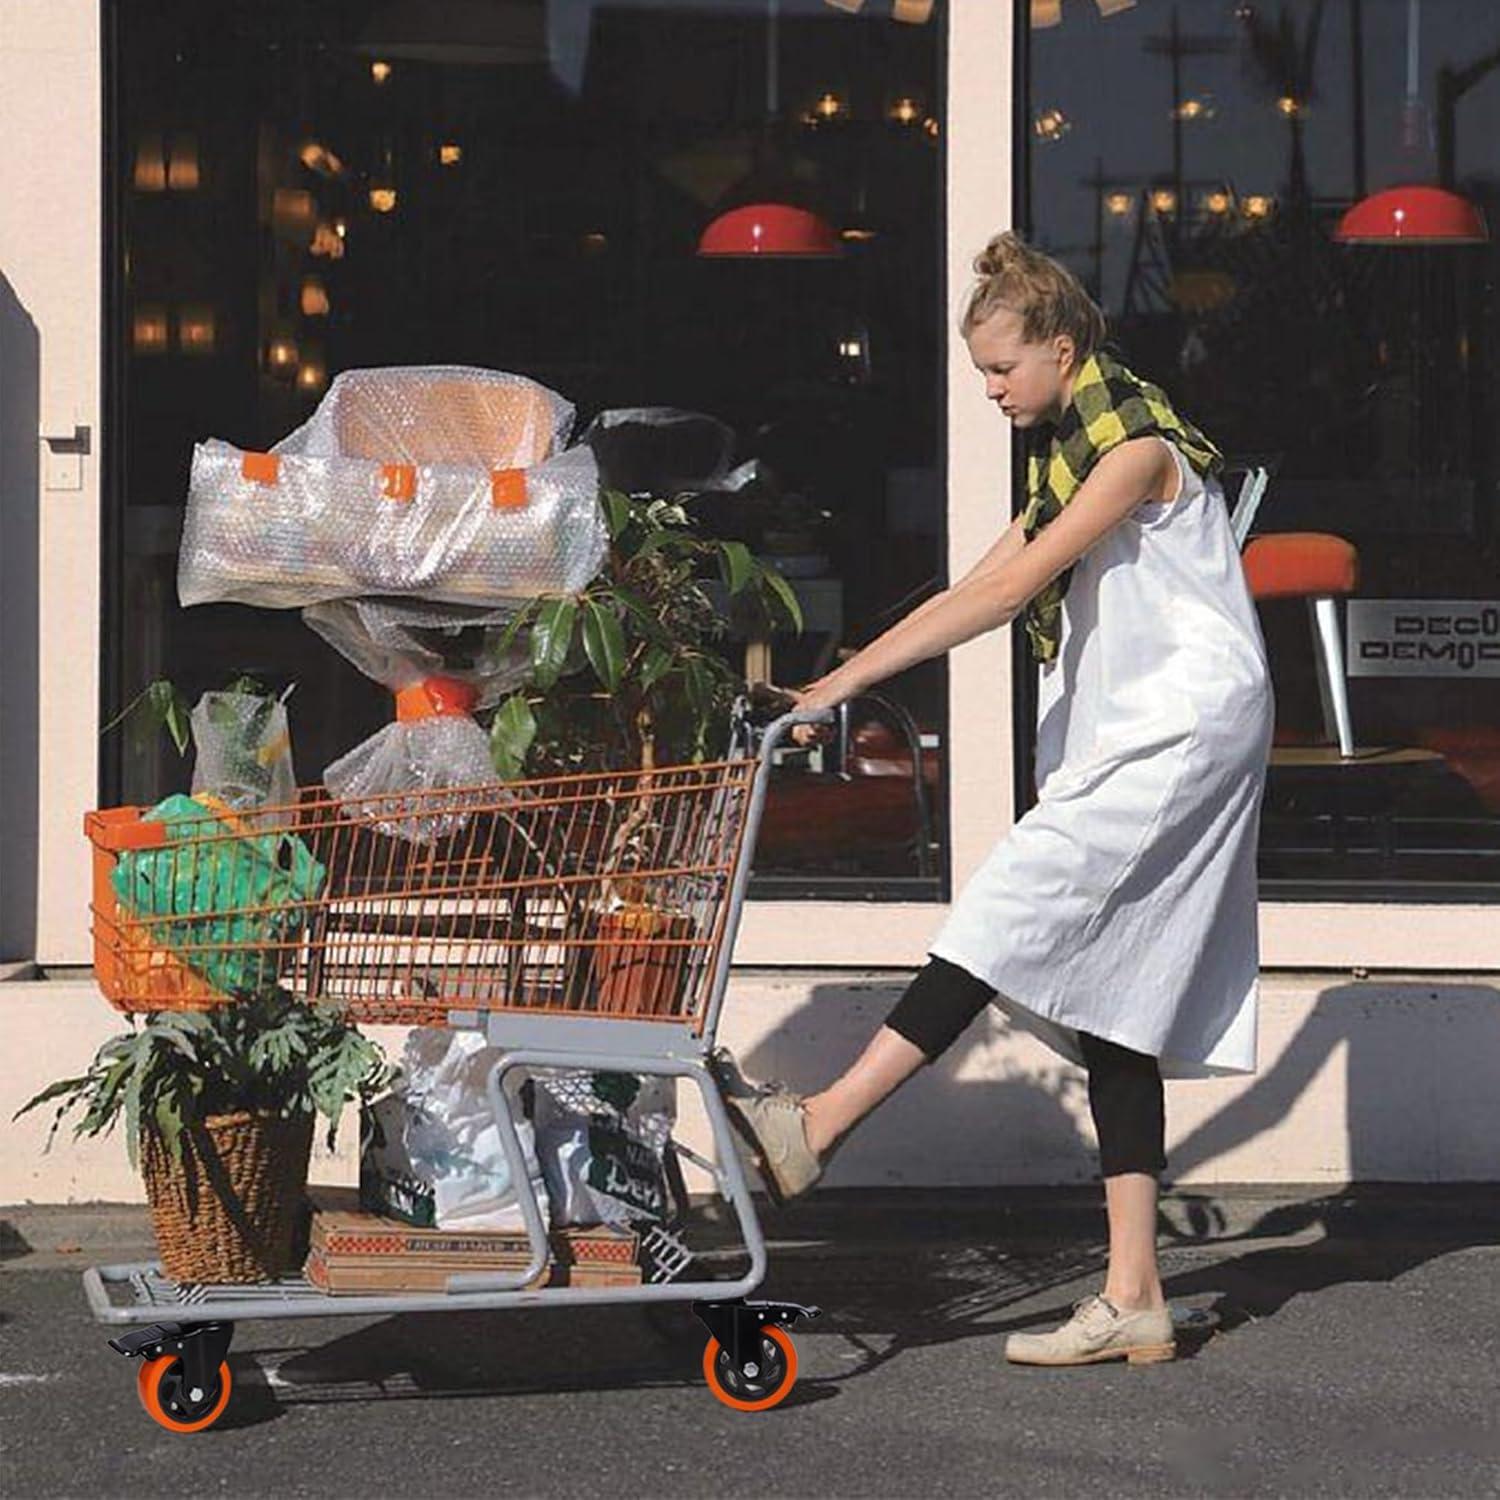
[303,1188,643,1295]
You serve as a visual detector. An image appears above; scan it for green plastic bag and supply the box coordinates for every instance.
[111,793,327,998]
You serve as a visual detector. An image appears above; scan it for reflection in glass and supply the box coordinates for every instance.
[109,0,948,900]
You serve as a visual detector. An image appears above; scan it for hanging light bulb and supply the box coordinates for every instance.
[309,221,346,259]
[368,186,398,213]
[814,91,846,121]
[300,276,330,317]
[439,142,463,166]
[299,141,345,177]
[177,304,216,354]
[1202,189,1233,216]
[1150,188,1178,215]
[272,188,316,236]
[267,334,300,376]
[1032,0,1136,24]
[132,304,169,354]
[133,135,167,193]
[1033,107,1072,143]
[889,95,923,126]
[1104,190,1135,218]
[370,59,392,84]
[297,357,328,393]
[1242,194,1274,219]
[167,134,200,191]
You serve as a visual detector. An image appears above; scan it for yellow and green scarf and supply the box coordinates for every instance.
[1020,349,1222,665]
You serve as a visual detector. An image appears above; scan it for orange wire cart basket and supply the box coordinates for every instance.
[83,692,828,1421]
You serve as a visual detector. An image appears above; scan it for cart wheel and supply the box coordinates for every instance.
[136,1353,233,1433]
[701,1325,798,1412]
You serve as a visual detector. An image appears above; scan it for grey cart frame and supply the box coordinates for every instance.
[84,698,833,1329]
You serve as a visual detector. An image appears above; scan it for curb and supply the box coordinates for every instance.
[7,1182,1500,1268]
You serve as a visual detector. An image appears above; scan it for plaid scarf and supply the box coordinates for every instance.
[1020,350,1222,666]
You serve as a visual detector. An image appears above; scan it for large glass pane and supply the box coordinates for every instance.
[107,0,948,899]
[1023,0,1500,898]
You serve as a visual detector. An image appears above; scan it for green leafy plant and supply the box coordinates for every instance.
[486,489,806,778]
[15,991,394,1167]
[102,673,292,761]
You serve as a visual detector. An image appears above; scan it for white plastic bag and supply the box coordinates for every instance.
[361,1027,550,1233]
[189,687,297,814]
[533,1069,677,1229]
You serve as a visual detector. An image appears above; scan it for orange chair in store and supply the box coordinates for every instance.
[1230,468,1361,759]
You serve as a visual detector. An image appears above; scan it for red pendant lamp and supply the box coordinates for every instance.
[1333,2,1488,246]
[698,201,841,258]
[696,0,841,259]
[1335,184,1488,244]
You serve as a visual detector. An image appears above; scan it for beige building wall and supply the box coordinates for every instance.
[2,0,1498,1205]
[5,973,1500,1204]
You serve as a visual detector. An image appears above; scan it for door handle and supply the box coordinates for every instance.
[41,424,91,455]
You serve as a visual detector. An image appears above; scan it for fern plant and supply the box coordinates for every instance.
[15,991,394,1167]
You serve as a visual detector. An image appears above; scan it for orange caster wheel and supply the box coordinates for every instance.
[702,1324,798,1411]
[135,1352,233,1433]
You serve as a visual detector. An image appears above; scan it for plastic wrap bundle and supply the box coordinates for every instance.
[178,366,609,609]
[303,596,536,844]
[582,407,734,496]
[188,688,297,818]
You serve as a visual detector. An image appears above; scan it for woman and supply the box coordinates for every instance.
[724,231,1274,1368]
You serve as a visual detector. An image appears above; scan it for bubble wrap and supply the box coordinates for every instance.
[302,597,533,709]
[323,716,510,846]
[188,689,297,815]
[178,366,609,610]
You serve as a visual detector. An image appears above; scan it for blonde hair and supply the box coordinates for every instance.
[960,231,1107,362]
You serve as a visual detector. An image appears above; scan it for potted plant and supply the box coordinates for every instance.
[15,991,392,1284]
[482,489,807,1015]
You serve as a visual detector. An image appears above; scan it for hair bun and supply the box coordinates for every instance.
[973,230,1026,279]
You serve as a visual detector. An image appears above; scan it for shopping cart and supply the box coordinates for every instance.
[79,687,835,1428]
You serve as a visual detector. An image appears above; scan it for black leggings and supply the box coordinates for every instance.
[884,955,1167,1179]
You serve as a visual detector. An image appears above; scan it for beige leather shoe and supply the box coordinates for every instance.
[720,1078,823,1206]
[1005,1294,1176,1367]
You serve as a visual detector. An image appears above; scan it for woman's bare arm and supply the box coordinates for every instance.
[828,438,1173,693]
[840,512,1027,652]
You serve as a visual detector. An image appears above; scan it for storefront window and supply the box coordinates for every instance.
[1023,0,1500,898]
[106,0,947,899]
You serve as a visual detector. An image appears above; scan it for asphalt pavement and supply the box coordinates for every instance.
[4,1185,1500,1498]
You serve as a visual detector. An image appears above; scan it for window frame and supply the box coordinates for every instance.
[24,0,1496,969]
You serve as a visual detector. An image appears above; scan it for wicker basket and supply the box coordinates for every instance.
[140,1110,314,1284]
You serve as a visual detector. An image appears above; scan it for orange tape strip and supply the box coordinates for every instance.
[395,676,479,722]
[241,452,280,485]
[491,469,528,510]
[380,464,417,502]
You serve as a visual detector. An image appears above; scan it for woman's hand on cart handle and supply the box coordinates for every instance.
[762,670,859,748]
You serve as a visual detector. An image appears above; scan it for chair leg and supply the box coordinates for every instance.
[1308,595,1355,758]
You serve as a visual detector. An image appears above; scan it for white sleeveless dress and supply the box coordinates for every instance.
[926,438,1275,1079]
